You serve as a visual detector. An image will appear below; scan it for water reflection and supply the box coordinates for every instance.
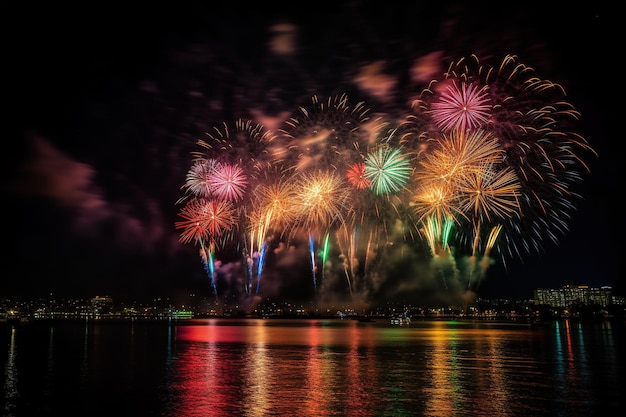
[424,321,461,416]
[553,319,598,412]
[242,323,270,417]
[1,318,623,416]
[3,326,18,416]
[170,319,592,416]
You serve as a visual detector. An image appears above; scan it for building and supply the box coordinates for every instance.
[533,285,622,308]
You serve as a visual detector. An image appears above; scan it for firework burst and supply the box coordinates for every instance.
[248,172,299,248]
[429,79,492,134]
[345,162,371,190]
[280,93,385,173]
[175,198,237,247]
[178,158,219,203]
[456,163,521,224]
[364,145,412,195]
[196,119,279,180]
[292,170,352,235]
[207,163,248,202]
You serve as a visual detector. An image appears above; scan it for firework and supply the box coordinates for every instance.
[175,198,237,246]
[345,162,371,190]
[456,163,521,223]
[174,54,596,303]
[429,79,491,134]
[411,128,514,247]
[415,129,503,187]
[363,145,412,195]
[456,163,521,259]
[207,163,248,202]
[291,170,352,234]
[412,54,597,261]
[248,176,298,247]
[411,181,461,228]
[280,93,384,173]
[197,119,279,179]
[181,159,220,200]
[289,170,353,291]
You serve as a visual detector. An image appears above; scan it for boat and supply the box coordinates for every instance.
[389,315,411,326]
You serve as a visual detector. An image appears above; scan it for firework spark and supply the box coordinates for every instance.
[197,119,279,179]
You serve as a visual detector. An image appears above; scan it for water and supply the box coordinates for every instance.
[1,318,624,416]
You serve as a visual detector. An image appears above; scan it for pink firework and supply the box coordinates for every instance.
[430,79,491,134]
[345,162,371,189]
[207,163,248,201]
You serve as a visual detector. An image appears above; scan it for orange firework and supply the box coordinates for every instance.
[292,170,352,234]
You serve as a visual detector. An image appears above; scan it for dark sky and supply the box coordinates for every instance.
[4,2,620,307]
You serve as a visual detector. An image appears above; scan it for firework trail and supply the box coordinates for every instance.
[200,242,217,296]
[290,170,352,292]
[321,233,330,291]
[175,198,237,297]
[336,224,357,296]
[308,233,317,290]
[255,242,267,294]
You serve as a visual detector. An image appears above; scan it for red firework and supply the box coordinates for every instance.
[175,198,237,244]
[345,162,371,190]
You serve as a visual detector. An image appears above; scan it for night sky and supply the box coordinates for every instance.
[4,2,620,307]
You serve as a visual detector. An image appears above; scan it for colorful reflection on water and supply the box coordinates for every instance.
[161,319,624,416]
[2,318,624,416]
